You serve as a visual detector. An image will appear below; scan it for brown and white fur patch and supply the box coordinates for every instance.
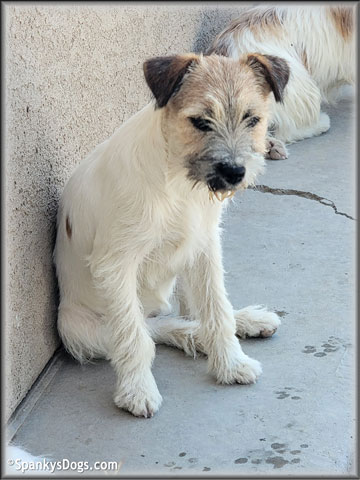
[53,53,285,418]
[208,5,356,158]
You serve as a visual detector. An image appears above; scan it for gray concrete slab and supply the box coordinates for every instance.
[9,91,356,477]
[257,85,356,219]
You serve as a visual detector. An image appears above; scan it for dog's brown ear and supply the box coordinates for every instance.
[245,53,290,103]
[143,54,199,108]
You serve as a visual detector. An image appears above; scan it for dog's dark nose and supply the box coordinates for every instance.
[215,163,246,185]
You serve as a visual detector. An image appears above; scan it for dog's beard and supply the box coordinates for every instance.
[207,151,265,202]
[191,177,237,202]
[188,149,265,202]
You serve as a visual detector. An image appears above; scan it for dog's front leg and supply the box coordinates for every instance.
[183,230,262,384]
[91,253,162,418]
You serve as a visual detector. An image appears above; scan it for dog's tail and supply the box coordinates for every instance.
[146,315,202,357]
[57,303,110,363]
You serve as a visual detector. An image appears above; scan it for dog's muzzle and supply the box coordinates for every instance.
[208,162,246,201]
[216,162,246,185]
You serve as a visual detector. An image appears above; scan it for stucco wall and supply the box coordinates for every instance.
[4,2,250,421]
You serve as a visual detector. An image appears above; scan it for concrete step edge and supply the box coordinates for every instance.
[6,348,66,443]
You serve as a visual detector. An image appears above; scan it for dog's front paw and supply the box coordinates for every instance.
[265,137,288,160]
[213,353,262,385]
[114,375,163,418]
[234,305,281,339]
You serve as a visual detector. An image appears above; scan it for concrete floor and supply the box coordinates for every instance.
[8,87,356,477]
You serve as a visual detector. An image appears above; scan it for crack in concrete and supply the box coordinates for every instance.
[250,184,356,221]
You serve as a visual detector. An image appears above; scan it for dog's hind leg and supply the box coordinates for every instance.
[234,306,281,339]
[174,277,191,317]
[58,302,110,362]
[146,315,202,356]
[146,306,281,354]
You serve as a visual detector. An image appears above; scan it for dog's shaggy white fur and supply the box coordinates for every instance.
[208,5,355,158]
[54,53,284,417]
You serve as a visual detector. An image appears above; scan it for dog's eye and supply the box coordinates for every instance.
[247,116,260,128]
[190,117,212,132]
[242,110,251,121]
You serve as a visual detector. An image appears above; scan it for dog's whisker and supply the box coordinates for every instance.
[191,180,200,191]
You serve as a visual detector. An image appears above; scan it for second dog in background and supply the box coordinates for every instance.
[208,5,355,159]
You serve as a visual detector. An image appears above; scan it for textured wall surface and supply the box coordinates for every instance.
[5,3,249,421]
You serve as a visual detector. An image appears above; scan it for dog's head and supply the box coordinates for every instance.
[143,53,289,198]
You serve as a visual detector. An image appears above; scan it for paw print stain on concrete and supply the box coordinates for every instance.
[275,390,290,399]
[234,458,248,464]
[266,456,289,468]
[303,337,349,357]
[275,387,302,400]
[164,454,200,471]
[241,441,308,469]
[245,446,274,466]
[263,442,306,468]
[271,443,286,449]
[303,345,316,354]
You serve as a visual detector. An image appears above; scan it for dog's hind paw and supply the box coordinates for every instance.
[234,305,281,339]
[265,136,288,160]
[114,376,163,418]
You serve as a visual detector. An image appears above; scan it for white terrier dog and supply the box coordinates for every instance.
[208,5,355,159]
[54,52,287,417]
